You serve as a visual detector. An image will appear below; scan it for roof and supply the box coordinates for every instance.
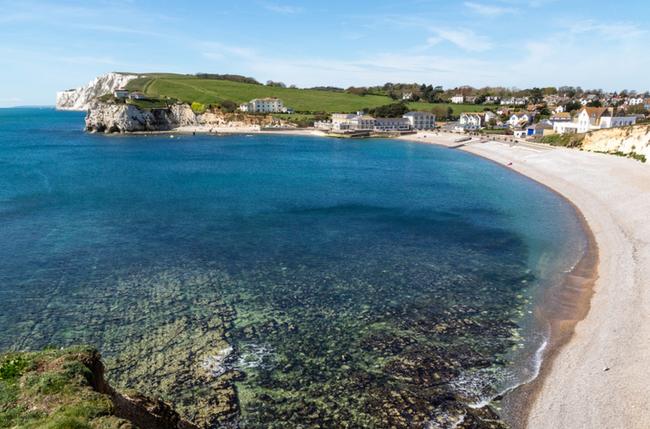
[581,107,607,120]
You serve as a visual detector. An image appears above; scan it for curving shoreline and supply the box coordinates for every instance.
[400,132,650,429]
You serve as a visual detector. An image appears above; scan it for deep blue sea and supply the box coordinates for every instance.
[0,108,587,428]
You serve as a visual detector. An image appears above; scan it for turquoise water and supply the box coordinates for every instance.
[0,108,586,427]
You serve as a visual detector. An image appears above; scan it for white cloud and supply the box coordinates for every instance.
[200,42,258,61]
[262,2,301,14]
[464,2,517,16]
[430,28,493,52]
[565,20,646,40]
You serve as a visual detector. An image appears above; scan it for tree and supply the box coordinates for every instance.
[220,100,238,113]
[587,100,603,107]
[529,87,544,104]
[564,101,582,112]
[369,102,409,118]
[266,80,286,88]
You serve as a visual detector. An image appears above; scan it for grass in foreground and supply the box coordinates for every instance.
[0,346,124,429]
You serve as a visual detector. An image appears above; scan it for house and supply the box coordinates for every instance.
[451,95,465,104]
[129,92,146,100]
[401,92,414,101]
[458,111,497,130]
[239,98,288,113]
[555,107,637,134]
[576,107,607,133]
[599,111,637,129]
[628,97,645,106]
[553,121,579,134]
[527,123,553,136]
[553,105,565,114]
[374,117,412,132]
[550,112,572,123]
[459,113,484,130]
[114,89,130,99]
[485,96,501,104]
[403,111,436,130]
[501,97,528,106]
[508,113,532,128]
[513,129,528,138]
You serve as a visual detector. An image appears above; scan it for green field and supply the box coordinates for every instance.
[125,74,488,115]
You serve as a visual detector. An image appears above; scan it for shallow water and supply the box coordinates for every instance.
[0,108,587,427]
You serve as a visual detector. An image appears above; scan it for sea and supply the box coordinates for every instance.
[0,107,588,428]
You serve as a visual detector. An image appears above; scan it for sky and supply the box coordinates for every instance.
[1,0,649,107]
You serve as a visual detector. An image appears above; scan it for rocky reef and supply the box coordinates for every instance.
[56,73,140,111]
[0,346,197,429]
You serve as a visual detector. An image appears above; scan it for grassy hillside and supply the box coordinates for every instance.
[125,74,487,115]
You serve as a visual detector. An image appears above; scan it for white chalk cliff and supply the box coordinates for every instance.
[85,102,197,133]
[56,73,140,111]
[582,125,650,159]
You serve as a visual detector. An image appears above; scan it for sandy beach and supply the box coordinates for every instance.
[400,132,650,428]
[173,124,325,137]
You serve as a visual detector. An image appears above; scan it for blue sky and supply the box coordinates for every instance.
[1,0,648,107]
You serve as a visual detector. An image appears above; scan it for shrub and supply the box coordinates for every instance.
[0,357,28,380]
[220,100,238,113]
[190,101,206,114]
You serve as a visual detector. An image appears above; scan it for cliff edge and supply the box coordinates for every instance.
[582,124,650,160]
[0,346,198,429]
[57,73,140,111]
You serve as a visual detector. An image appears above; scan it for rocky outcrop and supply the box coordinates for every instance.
[85,102,197,133]
[85,102,285,133]
[582,125,650,160]
[0,346,198,429]
[57,72,140,111]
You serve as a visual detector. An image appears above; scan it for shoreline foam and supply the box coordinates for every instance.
[400,132,650,429]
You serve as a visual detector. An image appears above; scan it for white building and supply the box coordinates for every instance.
[403,111,436,130]
[485,96,501,104]
[628,97,645,106]
[458,111,497,130]
[508,113,532,128]
[501,97,528,106]
[239,98,287,113]
[330,113,375,131]
[451,95,465,104]
[326,113,413,132]
[129,92,146,100]
[374,117,412,132]
[459,113,483,130]
[114,89,130,99]
[555,107,637,134]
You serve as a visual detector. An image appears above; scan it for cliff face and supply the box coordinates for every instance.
[57,72,139,111]
[85,103,197,133]
[582,125,650,159]
[86,102,282,133]
[0,346,198,429]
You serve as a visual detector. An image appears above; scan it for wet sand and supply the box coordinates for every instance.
[400,132,650,428]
